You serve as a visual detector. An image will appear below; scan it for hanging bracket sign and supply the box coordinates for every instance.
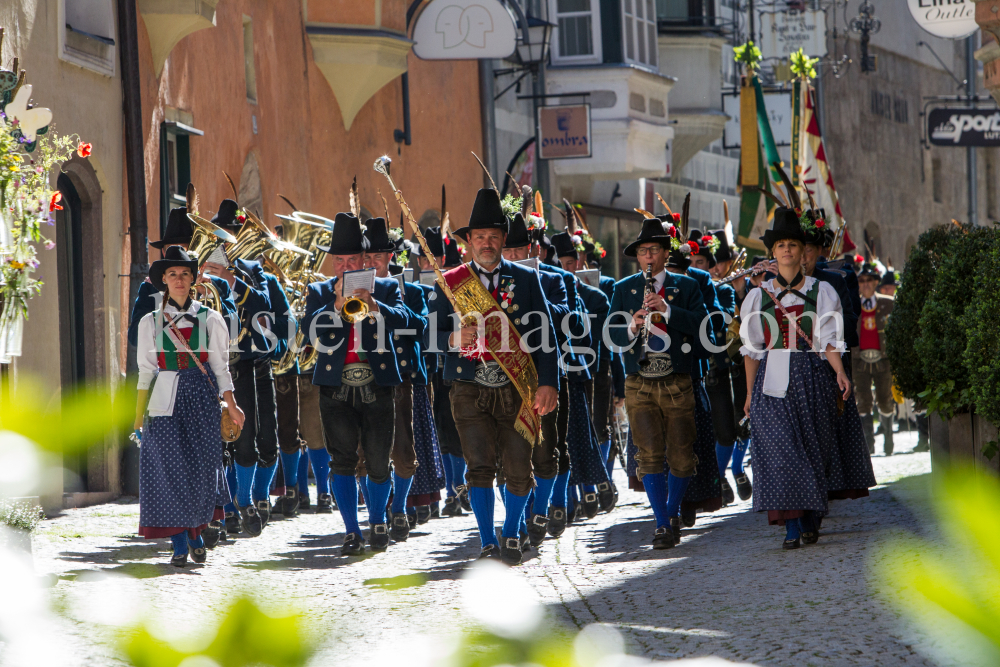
[906,0,977,39]
[412,0,518,60]
[927,107,1000,147]
[759,10,828,60]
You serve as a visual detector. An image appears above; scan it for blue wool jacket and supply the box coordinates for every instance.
[538,263,588,376]
[127,276,237,347]
[302,275,414,387]
[609,270,708,376]
[396,280,430,385]
[231,259,274,361]
[433,259,559,390]
[815,259,861,348]
[599,273,626,398]
[260,271,295,366]
[416,282,439,376]
[573,280,610,383]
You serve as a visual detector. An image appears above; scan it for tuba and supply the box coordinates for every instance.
[186,213,237,311]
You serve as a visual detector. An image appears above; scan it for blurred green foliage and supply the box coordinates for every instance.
[965,235,1000,459]
[451,627,574,667]
[878,467,1000,661]
[0,377,135,454]
[121,597,314,667]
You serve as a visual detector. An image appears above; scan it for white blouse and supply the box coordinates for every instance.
[136,300,235,396]
[738,277,845,398]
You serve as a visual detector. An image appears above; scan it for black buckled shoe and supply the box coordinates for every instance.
[721,478,735,505]
[279,488,299,517]
[566,501,577,525]
[547,508,567,538]
[500,537,523,565]
[597,481,616,513]
[652,526,675,550]
[170,552,188,568]
[188,540,207,564]
[342,532,364,556]
[670,517,682,545]
[527,513,548,547]
[442,496,463,517]
[406,512,417,529]
[783,536,801,550]
[202,520,224,549]
[237,503,263,537]
[369,523,390,551]
[298,491,311,510]
[519,530,531,553]
[477,544,501,560]
[455,484,472,512]
[315,493,334,514]
[681,506,697,528]
[224,511,241,536]
[390,513,410,542]
[582,492,599,519]
[735,473,753,501]
[415,505,431,524]
[255,499,271,528]
[800,512,820,545]
[431,503,440,518]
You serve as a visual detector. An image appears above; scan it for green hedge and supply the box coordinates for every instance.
[965,237,1000,447]
[885,224,961,399]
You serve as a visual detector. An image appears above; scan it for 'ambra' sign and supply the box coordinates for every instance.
[759,10,828,59]
[928,108,1000,146]
[538,105,592,159]
[907,0,977,39]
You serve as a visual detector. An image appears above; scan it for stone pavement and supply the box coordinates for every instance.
[31,432,949,667]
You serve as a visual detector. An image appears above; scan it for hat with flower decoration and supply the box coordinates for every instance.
[687,229,721,269]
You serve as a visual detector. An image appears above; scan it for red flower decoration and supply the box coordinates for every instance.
[854,254,864,264]
[444,236,450,246]
[687,241,699,253]
[573,230,583,236]
[816,220,825,228]
[76,142,93,158]
[237,213,246,223]
[671,213,681,222]
[49,192,63,212]
[600,248,607,258]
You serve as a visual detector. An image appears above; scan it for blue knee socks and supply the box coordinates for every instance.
[188,534,204,549]
[665,473,691,521]
[252,462,277,502]
[224,465,238,513]
[468,486,498,548]
[330,474,362,536]
[642,473,669,528]
[532,476,556,516]
[280,450,301,488]
[715,443,734,480]
[170,532,188,556]
[234,464,256,508]
[600,440,613,478]
[297,452,310,498]
[442,453,455,496]
[583,484,597,495]
[307,448,331,495]
[785,518,801,541]
[452,455,467,487]
[498,484,506,506]
[551,472,570,509]
[502,488,530,539]
[367,478,393,525]
[358,476,369,511]
[391,472,414,513]
[732,438,749,476]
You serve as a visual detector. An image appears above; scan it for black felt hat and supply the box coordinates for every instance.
[666,249,692,271]
[708,229,735,262]
[623,218,674,257]
[760,207,806,249]
[550,231,579,259]
[150,207,194,249]
[211,199,241,232]
[454,189,508,240]
[879,270,899,288]
[412,226,444,258]
[362,217,396,253]
[317,213,370,255]
[504,213,531,248]
[443,236,464,268]
[858,262,881,280]
[687,230,718,269]
[148,246,199,292]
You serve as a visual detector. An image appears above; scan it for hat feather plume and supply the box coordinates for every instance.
[278,194,298,212]
[634,208,656,219]
[520,184,532,215]
[681,193,691,238]
[471,152,498,192]
[563,199,577,234]
[349,176,359,218]
[186,183,199,216]
[655,193,673,216]
[534,191,544,217]
[223,171,239,201]
[772,161,801,210]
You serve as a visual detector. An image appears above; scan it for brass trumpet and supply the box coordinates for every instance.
[341,295,369,323]
[186,213,238,312]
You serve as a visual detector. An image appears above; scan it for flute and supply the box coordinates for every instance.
[716,259,775,285]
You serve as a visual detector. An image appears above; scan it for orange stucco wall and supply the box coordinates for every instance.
[136,0,484,249]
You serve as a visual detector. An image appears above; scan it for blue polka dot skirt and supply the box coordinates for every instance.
[409,383,445,496]
[567,381,611,486]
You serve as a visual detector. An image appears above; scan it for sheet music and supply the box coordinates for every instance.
[392,272,406,292]
[341,268,376,296]
[419,271,436,287]
[515,257,539,272]
[403,268,414,283]
[576,269,600,287]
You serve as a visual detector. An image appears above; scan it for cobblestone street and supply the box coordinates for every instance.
[31,434,948,667]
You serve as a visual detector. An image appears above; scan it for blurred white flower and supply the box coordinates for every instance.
[0,431,42,497]
[66,570,146,627]
[575,623,626,667]
[0,545,72,665]
[460,560,543,638]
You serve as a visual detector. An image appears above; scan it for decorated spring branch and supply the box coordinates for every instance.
[0,29,90,363]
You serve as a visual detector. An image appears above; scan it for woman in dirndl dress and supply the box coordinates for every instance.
[134,247,245,567]
[739,209,859,550]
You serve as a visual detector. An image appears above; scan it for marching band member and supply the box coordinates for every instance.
[854,262,896,455]
[739,208,873,549]
[134,247,245,566]
[609,219,708,549]
[433,188,559,565]
[301,213,412,555]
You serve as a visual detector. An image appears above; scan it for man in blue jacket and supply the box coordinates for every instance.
[432,188,559,565]
[301,213,412,556]
[608,219,708,550]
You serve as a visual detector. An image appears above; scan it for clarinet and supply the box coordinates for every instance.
[637,264,657,367]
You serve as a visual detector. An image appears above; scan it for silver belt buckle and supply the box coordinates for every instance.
[474,361,511,387]
[341,363,375,386]
[639,353,674,379]
[858,349,884,364]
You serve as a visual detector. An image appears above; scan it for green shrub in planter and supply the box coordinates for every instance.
[965,233,1000,459]
[886,224,962,399]
[913,224,998,416]
[0,500,44,554]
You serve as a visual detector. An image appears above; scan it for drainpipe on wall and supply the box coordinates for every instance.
[479,59,498,188]
[967,34,978,226]
[117,0,148,375]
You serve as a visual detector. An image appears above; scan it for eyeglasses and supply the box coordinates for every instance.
[635,247,663,257]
